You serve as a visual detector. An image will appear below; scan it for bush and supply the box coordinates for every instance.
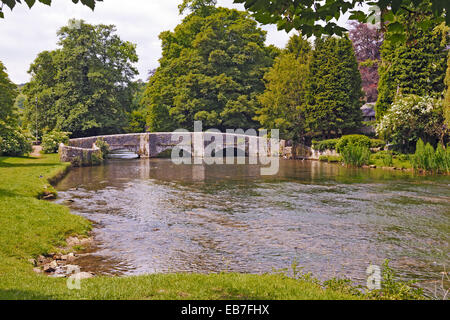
[319,155,341,163]
[382,152,394,167]
[95,137,110,158]
[313,139,339,151]
[340,143,371,167]
[336,135,371,153]
[41,131,70,154]
[0,129,32,156]
[370,139,386,149]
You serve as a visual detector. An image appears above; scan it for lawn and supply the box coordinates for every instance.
[0,154,360,300]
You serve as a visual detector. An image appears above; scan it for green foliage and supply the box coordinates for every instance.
[95,137,110,158]
[411,139,450,173]
[377,95,447,153]
[376,15,448,118]
[319,155,341,163]
[41,131,70,154]
[0,0,100,18]
[382,152,394,167]
[0,129,32,156]
[23,20,138,138]
[366,260,424,300]
[255,34,311,142]
[125,110,147,133]
[0,61,18,132]
[445,53,450,128]
[142,6,276,132]
[305,36,363,138]
[370,139,386,149]
[340,143,371,167]
[90,151,103,166]
[336,135,371,153]
[233,1,449,39]
[313,139,339,152]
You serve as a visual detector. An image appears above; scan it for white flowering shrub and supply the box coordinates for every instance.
[0,129,32,156]
[42,131,70,154]
[376,95,446,152]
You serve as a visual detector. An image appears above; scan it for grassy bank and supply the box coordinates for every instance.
[0,154,361,300]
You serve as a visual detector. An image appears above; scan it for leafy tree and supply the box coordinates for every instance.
[445,52,450,129]
[255,34,311,143]
[375,15,449,118]
[0,61,17,133]
[349,22,383,103]
[305,36,364,139]
[142,5,277,132]
[376,94,447,152]
[23,20,138,138]
[0,0,101,18]
[233,0,449,39]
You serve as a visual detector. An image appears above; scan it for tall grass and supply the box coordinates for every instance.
[411,139,450,173]
[340,143,371,167]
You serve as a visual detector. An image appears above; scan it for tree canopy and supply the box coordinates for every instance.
[255,34,311,143]
[22,20,138,138]
[142,6,278,132]
[234,0,449,40]
[0,61,17,132]
[305,36,364,138]
[0,0,101,18]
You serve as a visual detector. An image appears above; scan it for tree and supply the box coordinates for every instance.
[23,20,138,138]
[0,0,101,18]
[142,6,277,132]
[349,22,383,103]
[233,0,449,39]
[375,16,449,118]
[305,36,364,138]
[445,52,450,129]
[0,61,17,133]
[255,34,311,143]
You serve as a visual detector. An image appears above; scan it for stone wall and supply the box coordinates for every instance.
[59,144,103,166]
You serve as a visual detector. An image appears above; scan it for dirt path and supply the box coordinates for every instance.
[30,145,42,158]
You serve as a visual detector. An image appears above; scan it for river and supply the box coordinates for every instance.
[55,158,450,297]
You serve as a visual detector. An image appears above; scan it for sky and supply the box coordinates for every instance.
[0,0,350,85]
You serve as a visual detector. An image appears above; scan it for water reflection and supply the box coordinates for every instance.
[55,159,450,296]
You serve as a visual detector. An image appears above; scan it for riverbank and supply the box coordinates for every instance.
[0,154,364,300]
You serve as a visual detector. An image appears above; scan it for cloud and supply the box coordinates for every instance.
[0,0,292,84]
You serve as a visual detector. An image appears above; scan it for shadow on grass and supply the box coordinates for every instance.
[0,289,57,300]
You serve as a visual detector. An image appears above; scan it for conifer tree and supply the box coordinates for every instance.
[376,18,448,119]
[305,36,363,138]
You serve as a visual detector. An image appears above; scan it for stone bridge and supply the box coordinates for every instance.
[59,132,317,165]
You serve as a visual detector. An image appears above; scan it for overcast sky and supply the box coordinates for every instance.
[0,0,301,84]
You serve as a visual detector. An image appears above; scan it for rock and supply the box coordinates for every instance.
[369,165,377,169]
[66,237,81,247]
[53,253,62,260]
[37,255,49,264]
[28,259,37,266]
[43,261,58,273]
[66,253,76,262]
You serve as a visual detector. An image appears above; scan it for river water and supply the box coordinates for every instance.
[55,158,450,297]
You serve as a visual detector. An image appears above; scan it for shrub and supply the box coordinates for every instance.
[319,155,341,163]
[370,139,386,149]
[313,139,339,151]
[41,131,70,154]
[382,152,394,167]
[336,135,371,153]
[91,152,104,166]
[340,143,371,167]
[411,139,450,173]
[95,137,110,158]
[0,129,32,156]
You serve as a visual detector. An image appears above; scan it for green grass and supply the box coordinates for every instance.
[0,154,360,300]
